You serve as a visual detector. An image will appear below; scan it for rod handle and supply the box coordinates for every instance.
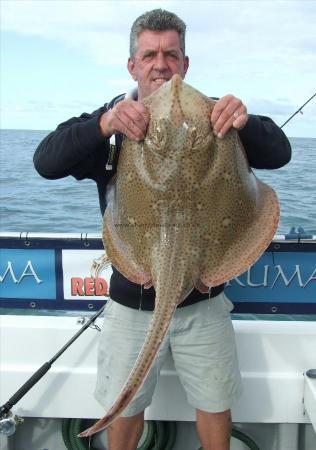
[6,362,51,408]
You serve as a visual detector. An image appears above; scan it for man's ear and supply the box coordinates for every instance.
[127,58,137,81]
[183,56,189,78]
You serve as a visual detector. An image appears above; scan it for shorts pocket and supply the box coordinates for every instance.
[104,298,113,312]
[222,293,235,313]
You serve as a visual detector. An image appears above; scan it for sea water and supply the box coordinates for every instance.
[0,129,315,235]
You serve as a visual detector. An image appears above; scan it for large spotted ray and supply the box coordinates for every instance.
[79,74,279,437]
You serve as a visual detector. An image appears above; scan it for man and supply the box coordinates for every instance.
[34,9,291,450]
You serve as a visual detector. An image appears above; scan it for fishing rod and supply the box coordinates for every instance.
[280,92,316,128]
[0,304,106,436]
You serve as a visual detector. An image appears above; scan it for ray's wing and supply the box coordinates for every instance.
[199,131,279,287]
[102,174,151,286]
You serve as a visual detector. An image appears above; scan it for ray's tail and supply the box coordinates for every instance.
[78,231,191,437]
[78,296,178,437]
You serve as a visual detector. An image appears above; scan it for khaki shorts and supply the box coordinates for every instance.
[94,293,242,416]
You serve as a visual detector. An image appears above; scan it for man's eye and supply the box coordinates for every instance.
[143,53,155,60]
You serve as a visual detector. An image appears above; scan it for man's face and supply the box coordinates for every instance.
[127,29,189,100]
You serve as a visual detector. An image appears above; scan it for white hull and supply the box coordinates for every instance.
[1,315,316,449]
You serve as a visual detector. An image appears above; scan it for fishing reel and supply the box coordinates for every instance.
[0,409,24,436]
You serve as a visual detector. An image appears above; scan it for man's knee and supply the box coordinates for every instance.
[197,408,231,422]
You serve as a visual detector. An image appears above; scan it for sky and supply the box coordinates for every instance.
[1,0,316,138]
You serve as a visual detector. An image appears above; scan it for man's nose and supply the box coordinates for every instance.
[153,52,168,70]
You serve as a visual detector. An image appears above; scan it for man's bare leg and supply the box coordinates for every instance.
[196,408,231,450]
[107,411,144,450]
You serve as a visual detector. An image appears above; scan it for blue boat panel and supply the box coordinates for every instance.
[0,249,56,300]
[0,236,315,314]
[225,252,315,303]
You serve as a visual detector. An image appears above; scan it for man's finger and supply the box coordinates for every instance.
[114,112,146,141]
[216,113,248,139]
[211,94,232,124]
[211,93,248,138]
[232,113,248,131]
[112,100,150,141]
[212,97,243,134]
[127,100,150,130]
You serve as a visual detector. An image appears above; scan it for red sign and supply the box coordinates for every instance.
[71,277,109,297]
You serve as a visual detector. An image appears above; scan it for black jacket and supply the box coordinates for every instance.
[34,94,291,310]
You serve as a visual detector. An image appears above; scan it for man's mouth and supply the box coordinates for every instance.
[152,77,169,83]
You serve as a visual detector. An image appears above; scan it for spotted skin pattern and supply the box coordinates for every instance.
[79,74,279,437]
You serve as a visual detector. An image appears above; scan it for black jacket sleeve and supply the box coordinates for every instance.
[33,105,109,181]
[239,114,291,169]
[34,106,291,182]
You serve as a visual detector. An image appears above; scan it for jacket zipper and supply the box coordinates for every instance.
[106,135,116,170]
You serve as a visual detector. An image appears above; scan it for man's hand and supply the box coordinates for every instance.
[211,94,248,139]
[99,98,150,141]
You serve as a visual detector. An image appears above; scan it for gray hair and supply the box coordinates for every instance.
[129,9,186,58]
